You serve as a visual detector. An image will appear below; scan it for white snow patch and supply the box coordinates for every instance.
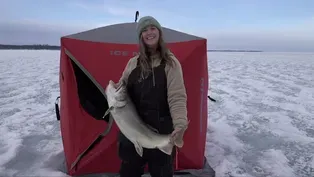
[0,128,22,167]
[258,149,296,177]
[206,52,314,177]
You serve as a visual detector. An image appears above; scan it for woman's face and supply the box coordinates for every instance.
[141,25,160,48]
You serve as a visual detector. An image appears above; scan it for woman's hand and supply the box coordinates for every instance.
[170,127,185,148]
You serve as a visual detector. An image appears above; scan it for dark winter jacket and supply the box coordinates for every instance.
[118,52,189,132]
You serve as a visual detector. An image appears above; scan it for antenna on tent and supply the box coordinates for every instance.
[135,11,139,22]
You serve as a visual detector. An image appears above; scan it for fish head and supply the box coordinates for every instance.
[105,80,128,108]
[105,80,116,107]
[114,80,127,102]
[105,80,116,97]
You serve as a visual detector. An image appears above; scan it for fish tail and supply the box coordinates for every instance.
[158,142,174,155]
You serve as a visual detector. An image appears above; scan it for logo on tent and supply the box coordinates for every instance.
[110,50,139,57]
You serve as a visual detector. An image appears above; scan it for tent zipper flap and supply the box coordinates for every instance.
[70,114,114,170]
[64,48,113,170]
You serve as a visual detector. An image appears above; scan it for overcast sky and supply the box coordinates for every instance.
[1,0,314,52]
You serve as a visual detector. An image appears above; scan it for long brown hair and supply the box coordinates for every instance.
[137,29,175,79]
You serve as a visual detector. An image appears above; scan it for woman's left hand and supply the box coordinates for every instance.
[171,128,182,139]
[170,127,185,148]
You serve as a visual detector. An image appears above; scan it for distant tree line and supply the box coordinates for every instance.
[0,44,60,50]
[207,49,262,52]
[0,44,262,52]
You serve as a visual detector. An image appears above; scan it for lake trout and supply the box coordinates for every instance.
[104,80,183,157]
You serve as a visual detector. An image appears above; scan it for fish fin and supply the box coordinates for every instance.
[158,142,174,155]
[134,141,143,157]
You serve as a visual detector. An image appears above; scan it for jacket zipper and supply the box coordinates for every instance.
[151,59,156,87]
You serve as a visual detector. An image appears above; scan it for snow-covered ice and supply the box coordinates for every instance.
[0,50,313,177]
[206,52,314,177]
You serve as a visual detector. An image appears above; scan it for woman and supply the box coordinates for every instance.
[116,16,189,177]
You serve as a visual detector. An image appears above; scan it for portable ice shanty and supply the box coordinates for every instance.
[55,19,209,176]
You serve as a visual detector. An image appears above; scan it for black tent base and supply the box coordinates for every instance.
[47,151,215,177]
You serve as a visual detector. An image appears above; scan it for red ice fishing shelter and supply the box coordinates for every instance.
[56,21,209,176]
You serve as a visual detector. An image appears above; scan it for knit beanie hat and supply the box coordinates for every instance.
[136,16,162,39]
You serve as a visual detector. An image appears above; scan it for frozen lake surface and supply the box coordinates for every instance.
[0,50,313,177]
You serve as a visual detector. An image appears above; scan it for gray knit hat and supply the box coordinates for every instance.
[136,16,162,39]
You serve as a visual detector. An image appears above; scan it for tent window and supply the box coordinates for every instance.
[70,57,109,122]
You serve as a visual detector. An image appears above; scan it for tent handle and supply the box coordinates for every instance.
[135,11,139,22]
[208,95,216,102]
[55,96,60,121]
